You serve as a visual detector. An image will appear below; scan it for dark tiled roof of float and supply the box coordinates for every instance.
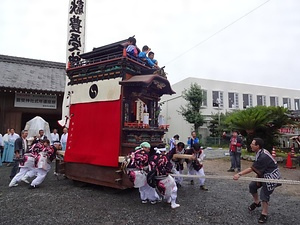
[0,54,66,92]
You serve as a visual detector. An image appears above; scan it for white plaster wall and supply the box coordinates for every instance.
[160,77,300,143]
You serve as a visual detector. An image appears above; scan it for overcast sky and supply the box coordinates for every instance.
[0,0,300,90]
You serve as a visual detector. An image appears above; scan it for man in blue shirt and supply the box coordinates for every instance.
[187,131,199,148]
[138,45,159,68]
[148,51,158,66]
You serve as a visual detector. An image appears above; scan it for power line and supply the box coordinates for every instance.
[164,0,271,65]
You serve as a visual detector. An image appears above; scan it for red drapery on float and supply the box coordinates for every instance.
[64,99,121,167]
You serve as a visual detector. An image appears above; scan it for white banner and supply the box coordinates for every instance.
[66,0,86,66]
[14,93,57,109]
[59,0,87,128]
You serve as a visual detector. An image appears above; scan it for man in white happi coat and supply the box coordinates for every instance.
[29,139,55,189]
[149,145,180,209]
[50,129,60,145]
[125,142,160,204]
[60,128,68,151]
[167,142,185,187]
[9,139,41,187]
[186,143,208,191]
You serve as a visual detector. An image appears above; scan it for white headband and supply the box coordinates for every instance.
[154,147,167,154]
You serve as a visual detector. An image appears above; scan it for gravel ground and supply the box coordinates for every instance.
[0,157,299,225]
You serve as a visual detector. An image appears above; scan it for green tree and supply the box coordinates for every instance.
[208,112,228,137]
[178,83,205,135]
[225,106,294,151]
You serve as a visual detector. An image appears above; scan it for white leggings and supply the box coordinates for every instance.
[9,167,32,185]
[172,168,183,185]
[139,183,159,201]
[30,164,51,187]
[188,167,205,185]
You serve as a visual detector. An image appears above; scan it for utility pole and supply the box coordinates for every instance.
[217,98,221,146]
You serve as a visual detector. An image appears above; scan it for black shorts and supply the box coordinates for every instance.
[249,181,274,202]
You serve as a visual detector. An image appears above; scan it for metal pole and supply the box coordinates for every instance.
[217,98,221,146]
[218,104,220,146]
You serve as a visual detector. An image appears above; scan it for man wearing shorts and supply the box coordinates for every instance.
[233,138,281,224]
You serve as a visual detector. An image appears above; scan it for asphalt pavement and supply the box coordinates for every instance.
[1,159,299,225]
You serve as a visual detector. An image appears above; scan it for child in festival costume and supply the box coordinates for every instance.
[185,143,208,191]
[125,37,138,57]
[125,142,160,204]
[167,142,185,187]
[149,145,180,209]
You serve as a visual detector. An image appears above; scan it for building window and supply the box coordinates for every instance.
[270,96,279,106]
[282,98,291,109]
[228,92,239,109]
[257,95,266,106]
[202,90,207,107]
[212,91,223,107]
[243,94,253,108]
[295,99,300,110]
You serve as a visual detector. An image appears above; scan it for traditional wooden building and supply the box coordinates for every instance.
[0,54,65,134]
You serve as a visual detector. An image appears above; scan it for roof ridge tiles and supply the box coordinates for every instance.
[0,54,65,69]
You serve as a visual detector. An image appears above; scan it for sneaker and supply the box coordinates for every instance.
[227,168,235,172]
[141,200,148,204]
[258,214,268,223]
[200,185,208,191]
[28,185,38,189]
[171,203,180,209]
[8,183,18,188]
[21,177,30,184]
[248,202,261,211]
[237,169,241,172]
[150,200,157,205]
[190,180,194,185]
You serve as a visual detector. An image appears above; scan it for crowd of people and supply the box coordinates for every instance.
[166,131,284,223]
[125,36,159,69]
[123,131,210,209]
[0,128,68,189]
[1,126,292,223]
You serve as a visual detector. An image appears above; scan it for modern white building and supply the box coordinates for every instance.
[160,77,300,144]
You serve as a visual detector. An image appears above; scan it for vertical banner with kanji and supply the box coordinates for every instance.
[66,0,86,67]
[59,0,87,128]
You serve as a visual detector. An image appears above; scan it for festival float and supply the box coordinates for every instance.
[56,0,175,189]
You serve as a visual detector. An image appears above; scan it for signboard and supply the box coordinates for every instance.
[14,93,57,109]
[135,99,145,123]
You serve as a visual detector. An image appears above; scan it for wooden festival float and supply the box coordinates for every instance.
[57,39,175,189]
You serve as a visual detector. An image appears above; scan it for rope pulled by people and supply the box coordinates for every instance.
[171,174,300,185]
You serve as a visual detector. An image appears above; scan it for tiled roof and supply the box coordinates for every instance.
[0,54,66,92]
